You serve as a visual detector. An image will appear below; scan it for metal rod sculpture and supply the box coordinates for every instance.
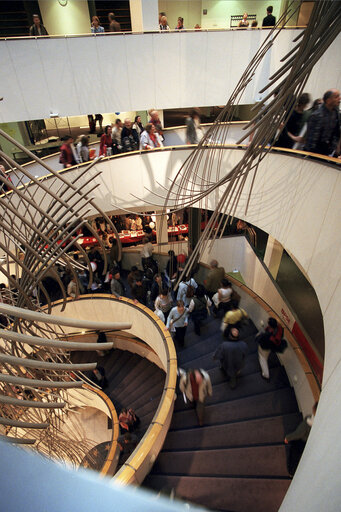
[0,137,131,464]
[146,1,341,286]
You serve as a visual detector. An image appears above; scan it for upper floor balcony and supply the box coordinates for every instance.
[0,28,340,123]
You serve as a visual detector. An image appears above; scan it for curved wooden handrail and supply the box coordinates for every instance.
[0,26,306,42]
[12,143,340,191]
[49,294,177,485]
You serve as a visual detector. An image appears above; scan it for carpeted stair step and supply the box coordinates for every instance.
[170,387,298,430]
[126,370,165,411]
[105,350,135,383]
[72,345,164,438]
[134,394,164,420]
[162,413,302,451]
[173,365,289,413]
[143,474,290,512]
[152,444,289,477]
[105,352,142,390]
[111,358,157,401]
[179,342,278,372]
[112,356,158,399]
[111,360,159,400]
[177,330,259,367]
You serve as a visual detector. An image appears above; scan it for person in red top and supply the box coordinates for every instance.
[118,407,140,432]
[99,125,113,156]
[59,135,79,168]
[257,317,285,380]
[179,368,212,425]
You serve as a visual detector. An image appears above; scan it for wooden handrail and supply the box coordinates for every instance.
[0,26,307,41]
[12,143,340,191]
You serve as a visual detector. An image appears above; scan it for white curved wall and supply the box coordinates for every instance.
[1,29,340,123]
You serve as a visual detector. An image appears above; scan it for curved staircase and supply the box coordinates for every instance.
[73,309,301,511]
[144,314,301,512]
[72,347,166,441]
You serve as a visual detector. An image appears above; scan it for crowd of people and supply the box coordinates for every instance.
[58,86,340,169]
[74,248,305,461]
[59,110,166,167]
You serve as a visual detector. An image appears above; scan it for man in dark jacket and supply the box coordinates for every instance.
[304,89,340,156]
[262,6,276,27]
[204,260,225,298]
[121,119,139,152]
[213,328,248,389]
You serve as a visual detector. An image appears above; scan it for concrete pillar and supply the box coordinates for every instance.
[38,0,91,36]
[129,0,159,32]
[263,235,284,279]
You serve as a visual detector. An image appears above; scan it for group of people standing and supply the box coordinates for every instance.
[238,6,276,28]
[99,110,164,157]
[59,110,165,168]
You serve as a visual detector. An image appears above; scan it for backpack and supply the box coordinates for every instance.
[193,296,206,311]
[186,284,195,298]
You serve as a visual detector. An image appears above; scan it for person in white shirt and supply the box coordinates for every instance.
[112,118,123,152]
[155,288,173,323]
[159,15,170,30]
[140,236,153,269]
[212,278,233,316]
[166,300,188,345]
[177,275,198,307]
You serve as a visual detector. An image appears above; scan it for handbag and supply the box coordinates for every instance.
[273,337,288,353]
[186,284,195,298]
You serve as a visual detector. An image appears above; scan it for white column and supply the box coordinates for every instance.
[155,212,168,245]
[263,235,283,280]
[129,0,159,32]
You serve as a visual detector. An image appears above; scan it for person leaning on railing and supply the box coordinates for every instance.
[262,5,276,27]
[29,14,48,36]
[159,15,170,31]
[238,12,249,27]
[140,124,163,150]
[91,16,104,33]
